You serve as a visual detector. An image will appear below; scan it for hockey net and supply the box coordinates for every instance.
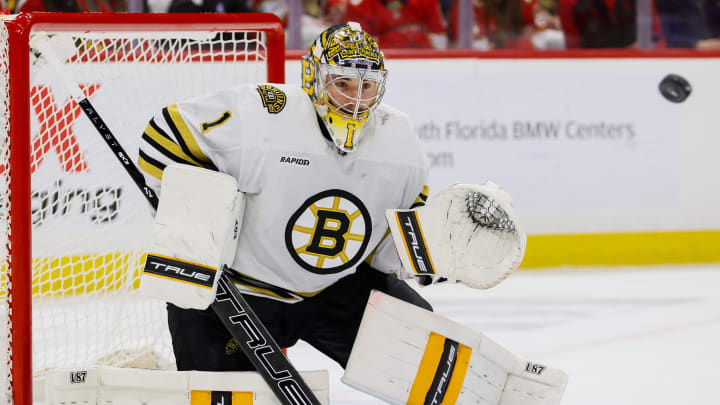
[0,13,285,404]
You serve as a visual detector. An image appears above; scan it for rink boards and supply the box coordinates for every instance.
[286,53,720,267]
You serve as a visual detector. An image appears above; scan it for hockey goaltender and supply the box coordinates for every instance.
[135,22,568,405]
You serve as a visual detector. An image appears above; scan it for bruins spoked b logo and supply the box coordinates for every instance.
[285,189,371,274]
[257,84,287,114]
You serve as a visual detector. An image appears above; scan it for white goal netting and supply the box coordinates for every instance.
[0,14,282,404]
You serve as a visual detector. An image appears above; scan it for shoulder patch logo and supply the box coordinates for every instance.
[257,85,287,114]
[201,110,232,134]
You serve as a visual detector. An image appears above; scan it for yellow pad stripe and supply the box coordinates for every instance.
[407,332,471,405]
[190,391,253,405]
[166,104,214,165]
[444,344,472,404]
[408,332,446,405]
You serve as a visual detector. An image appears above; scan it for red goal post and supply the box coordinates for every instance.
[0,12,285,405]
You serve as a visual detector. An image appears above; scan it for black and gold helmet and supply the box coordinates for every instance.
[302,22,387,153]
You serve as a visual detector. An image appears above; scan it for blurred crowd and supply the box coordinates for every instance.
[3,0,719,50]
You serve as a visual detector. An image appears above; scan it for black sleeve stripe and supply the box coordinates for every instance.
[162,106,219,172]
[419,185,430,200]
[138,149,167,180]
[411,185,430,208]
[138,149,166,170]
[142,133,201,167]
[148,118,173,142]
[161,107,207,167]
[144,120,201,165]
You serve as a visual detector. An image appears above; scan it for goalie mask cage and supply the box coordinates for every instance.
[0,12,285,405]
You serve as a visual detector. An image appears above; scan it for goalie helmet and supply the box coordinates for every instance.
[301,22,387,153]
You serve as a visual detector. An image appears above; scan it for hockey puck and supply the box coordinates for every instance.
[659,74,691,103]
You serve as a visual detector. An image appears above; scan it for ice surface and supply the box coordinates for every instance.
[287,264,720,405]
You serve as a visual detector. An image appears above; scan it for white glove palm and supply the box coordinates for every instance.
[386,182,526,289]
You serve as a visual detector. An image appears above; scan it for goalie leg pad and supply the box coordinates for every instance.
[43,366,330,405]
[139,164,245,310]
[342,290,567,405]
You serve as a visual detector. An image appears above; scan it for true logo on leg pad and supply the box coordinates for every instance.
[408,332,472,405]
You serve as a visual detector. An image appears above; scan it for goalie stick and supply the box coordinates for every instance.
[30,33,321,405]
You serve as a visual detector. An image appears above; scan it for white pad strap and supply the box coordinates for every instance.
[139,164,244,310]
[343,290,567,405]
[386,182,526,289]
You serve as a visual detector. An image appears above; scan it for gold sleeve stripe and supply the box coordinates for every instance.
[143,124,202,167]
[163,105,218,171]
[148,118,173,141]
[419,185,430,199]
[138,151,165,180]
[407,332,471,405]
[238,284,302,302]
[411,185,430,208]
[228,270,327,301]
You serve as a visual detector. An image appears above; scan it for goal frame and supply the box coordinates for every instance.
[3,12,285,405]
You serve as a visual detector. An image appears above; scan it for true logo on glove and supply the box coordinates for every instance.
[395,211,435,276]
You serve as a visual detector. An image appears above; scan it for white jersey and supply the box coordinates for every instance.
[139,84,429,302]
